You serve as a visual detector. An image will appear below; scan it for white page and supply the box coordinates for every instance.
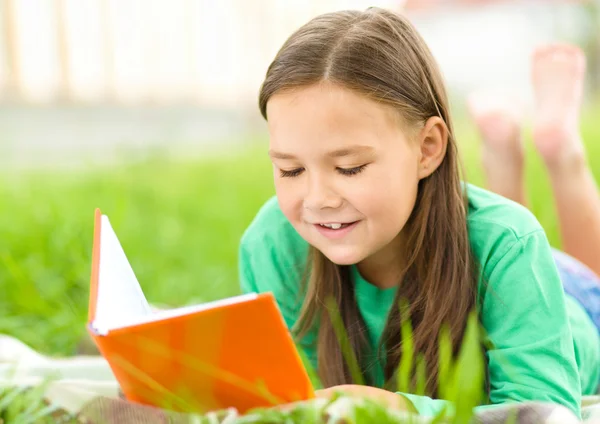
[98,293,259,334]
[92,215,152,335]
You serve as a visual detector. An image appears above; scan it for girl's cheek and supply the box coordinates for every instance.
[277,193,300,222]
[350,177,383,208]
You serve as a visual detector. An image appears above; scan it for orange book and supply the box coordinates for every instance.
[87,209,314,414]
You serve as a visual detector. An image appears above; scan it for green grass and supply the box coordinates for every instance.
[0,102,599,422]
[0,144,276,355]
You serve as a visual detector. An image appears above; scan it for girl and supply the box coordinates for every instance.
[238,7,600,419]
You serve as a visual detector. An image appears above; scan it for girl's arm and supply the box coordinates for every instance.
[398,228,582,419]
[476,229,581,416]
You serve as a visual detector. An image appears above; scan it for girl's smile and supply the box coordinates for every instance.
[312,220,361,240]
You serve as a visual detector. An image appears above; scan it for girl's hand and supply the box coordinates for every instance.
[314,384,417,413]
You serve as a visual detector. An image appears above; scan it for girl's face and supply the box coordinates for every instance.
[267,83,434,268]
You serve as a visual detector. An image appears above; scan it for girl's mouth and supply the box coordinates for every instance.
[318,222,351,229]
[313,221,360,239]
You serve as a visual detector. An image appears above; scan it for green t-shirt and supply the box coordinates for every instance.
[238,184,599,418]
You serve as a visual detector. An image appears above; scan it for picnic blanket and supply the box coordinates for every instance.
[1,334,598,423]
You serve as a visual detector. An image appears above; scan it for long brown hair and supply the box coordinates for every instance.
[258,7,477,396]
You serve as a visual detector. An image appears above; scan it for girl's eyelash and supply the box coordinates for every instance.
[337,164,368,176]
[279,164,368,178]
[280,168,304,178]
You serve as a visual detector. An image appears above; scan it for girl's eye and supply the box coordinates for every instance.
[337,164,368,176]
[280,168,304,178]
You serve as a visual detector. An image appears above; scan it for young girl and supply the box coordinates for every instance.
[238,7,600,418]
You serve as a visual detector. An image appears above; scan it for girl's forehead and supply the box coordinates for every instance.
[267,85,405,138]
[269,83,388,114]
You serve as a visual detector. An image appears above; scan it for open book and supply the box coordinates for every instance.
[87,209,314,414]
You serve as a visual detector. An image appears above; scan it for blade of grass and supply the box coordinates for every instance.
[0,386,29,412]
[12,379,58,423]
[325,297,365,386]
[295,345,322,391]
[397,300,414,393]
[414,354,426,396]
[437,324,453,401]
[450,311,485,424]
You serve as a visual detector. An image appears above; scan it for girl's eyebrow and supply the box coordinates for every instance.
[269,145,374,160]
[327,145,375,158]
[268,150,297,160]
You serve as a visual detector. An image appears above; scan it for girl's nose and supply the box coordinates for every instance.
[303,174,343,211]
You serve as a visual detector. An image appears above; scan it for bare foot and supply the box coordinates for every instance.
[468,92,527,206]
[531,43,586,171]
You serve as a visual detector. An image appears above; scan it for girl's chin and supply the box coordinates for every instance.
[320,248,366,266]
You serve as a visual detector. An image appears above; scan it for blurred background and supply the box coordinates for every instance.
[0,0,599,356]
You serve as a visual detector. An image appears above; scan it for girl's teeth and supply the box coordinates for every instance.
[320,223,343,229]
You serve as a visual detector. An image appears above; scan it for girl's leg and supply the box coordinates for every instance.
[532,44,600,277]
[468,93,527,206]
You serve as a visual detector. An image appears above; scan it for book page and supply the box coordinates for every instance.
[101,293,259,333]
[93,215,152,335]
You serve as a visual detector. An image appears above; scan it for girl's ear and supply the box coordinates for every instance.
[417,116,448,180]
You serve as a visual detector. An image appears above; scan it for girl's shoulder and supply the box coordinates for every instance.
[239,195,309,274]
[238,195,308,325]
[465,183,544,241]
[240,195,306,249]
[465,183,549,277]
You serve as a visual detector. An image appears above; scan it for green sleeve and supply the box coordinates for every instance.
[396,230,581,419]
[478,229,581,418]
[237,227,308,333]
[238,235,259,295]
[238,226,318,371]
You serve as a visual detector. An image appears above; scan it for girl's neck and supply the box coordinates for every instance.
[356,237,405,290]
